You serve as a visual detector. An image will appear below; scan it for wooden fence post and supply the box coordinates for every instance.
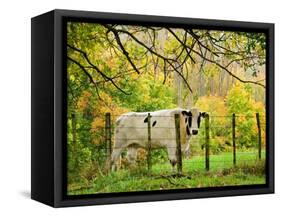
[256,113,262,160]
[175,114,182,174]
[147,113,152,172]
[105,113,112,171]
[232,113,236,166]
[205,113,210,171]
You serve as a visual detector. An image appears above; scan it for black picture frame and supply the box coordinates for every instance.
[31,9,274,207]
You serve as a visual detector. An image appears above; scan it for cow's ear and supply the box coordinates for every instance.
[200,112,207,118]
[182,110,192,116]
[182,110,188,116]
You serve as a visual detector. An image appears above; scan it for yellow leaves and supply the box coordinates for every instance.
[69,74,75,82]
[93,92,129,116]
[90,91,129,145]
[131,72,140,80]
[107,57,115,69]
[90,116,104,134]
[77,91,92,112]
[76,90,131,145]
[195,95,228,137]
[196,95,227,117]
[204,64,220,77]
[254,101,265,114]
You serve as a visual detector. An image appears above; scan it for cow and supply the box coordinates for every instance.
[111,108,206,171]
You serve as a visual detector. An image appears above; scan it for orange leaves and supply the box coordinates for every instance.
[90,91,129,145]
[195,95,227,117]
[92,92,129,117]
[77,91,92,113]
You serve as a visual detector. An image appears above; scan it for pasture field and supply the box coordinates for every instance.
[68,151,266,195]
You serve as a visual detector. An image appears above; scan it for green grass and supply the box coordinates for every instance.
[67,151,266,195]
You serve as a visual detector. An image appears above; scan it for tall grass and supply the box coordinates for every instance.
[68,151,266,195]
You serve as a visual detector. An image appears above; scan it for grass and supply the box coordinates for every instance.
[67,151,266,195]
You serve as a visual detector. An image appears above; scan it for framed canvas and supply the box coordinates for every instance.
[31,9,274,207]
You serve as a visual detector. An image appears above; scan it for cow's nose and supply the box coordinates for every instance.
[192,130,198,135]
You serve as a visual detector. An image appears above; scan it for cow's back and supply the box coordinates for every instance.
[114,109,185,147]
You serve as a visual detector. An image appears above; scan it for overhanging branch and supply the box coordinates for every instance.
[67,44,131,95]
[103,25,193,93]
[104,24,141,74]
[168,29,265,88]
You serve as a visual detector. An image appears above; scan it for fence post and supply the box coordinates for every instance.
[205,113,210,171]
[105,113,112,171]
[256,113,262,160]
[147,113,152,172]
[174,114,182,174]
[232,113,236,166]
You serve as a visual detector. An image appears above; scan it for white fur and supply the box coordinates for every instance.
[111,108,201,171]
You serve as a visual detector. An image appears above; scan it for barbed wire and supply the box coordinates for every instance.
[90,145,265,151]
[77,124,266,131]
[69,112,266,173]
[70,114,266,118]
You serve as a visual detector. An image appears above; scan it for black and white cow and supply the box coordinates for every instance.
[111,108,205,171]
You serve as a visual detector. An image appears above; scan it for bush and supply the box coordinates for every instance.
[195,95,229,155]
[226,84,265,149]
[193,87,265,154]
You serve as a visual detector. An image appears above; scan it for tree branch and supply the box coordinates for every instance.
[103,25,193,93]
[104,24,141,74]
[170,34,265,88]
[67,44,131,95]
[167,28,196,64]
[186,29,220,57]
[67,56,101,99]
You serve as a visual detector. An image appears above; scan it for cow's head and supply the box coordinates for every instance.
[182,108,206,136]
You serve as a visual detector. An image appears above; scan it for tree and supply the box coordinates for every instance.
[226,84,265,148]
[67,23,266,101]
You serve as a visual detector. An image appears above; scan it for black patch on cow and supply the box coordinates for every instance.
[152,120,157,127]
[182,110,188,116]
[144,116,148,123]
[169,159,177,167]
[188,116,192,127]
[182,110,192,128]
[198,116,201,128]
[200,112,206,118]
[182,110,192,116]
[186,125,191,136]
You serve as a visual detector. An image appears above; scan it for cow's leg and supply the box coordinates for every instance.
[111,140,124,171]
[167,145,177,172]
[111,149,122,171]
[127,147,138,164]
[184,140,191,159]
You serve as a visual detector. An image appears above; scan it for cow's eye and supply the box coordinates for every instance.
[198,117,201,128]
[188,116,192,127]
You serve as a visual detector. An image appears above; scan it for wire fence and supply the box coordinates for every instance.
[96,112,265,174]
[69,111,266,176]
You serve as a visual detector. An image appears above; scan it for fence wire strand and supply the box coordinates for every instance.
[70,112,266,174]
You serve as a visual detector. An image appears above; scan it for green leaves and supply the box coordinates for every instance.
[226,84,265,148]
